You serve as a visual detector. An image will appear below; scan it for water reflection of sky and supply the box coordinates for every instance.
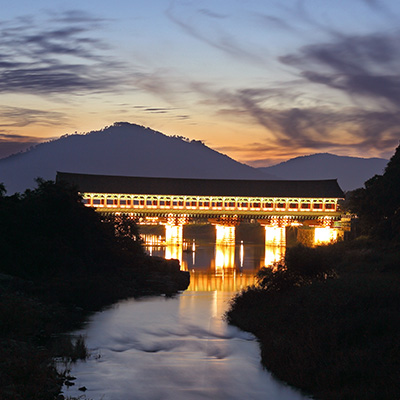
[142,227,285,292]
[62,227,310,400]
[63,291,310,400]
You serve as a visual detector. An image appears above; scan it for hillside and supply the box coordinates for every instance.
[258,153,388,191]
[0,122,270,194]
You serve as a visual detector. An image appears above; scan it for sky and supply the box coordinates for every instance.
[1,0,400,166]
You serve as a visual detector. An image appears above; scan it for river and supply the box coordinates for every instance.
[62,227,310,400]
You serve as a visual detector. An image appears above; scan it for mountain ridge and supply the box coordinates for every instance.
[0,122,271,194]
[0,122,388,194]
[258,152,388,191]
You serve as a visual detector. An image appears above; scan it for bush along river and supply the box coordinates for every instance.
[62,227,310,400]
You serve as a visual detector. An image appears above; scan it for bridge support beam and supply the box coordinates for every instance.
[314,226,339,244]
[215,224,235,245]
[165,224,183,245]
[215,225,235,269]
[265,226,286,246]
[165,223,183,263]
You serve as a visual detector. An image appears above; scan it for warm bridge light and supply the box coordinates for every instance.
[215,225,235,244]
[264,245,285,268]
[165,224,183,244]
[215,225,235,269]
[314,227,338,244]
[265,226,286,245]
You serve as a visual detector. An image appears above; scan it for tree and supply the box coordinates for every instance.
[0,178,145,279]
[256,244,336,293]
[348,144,400,240]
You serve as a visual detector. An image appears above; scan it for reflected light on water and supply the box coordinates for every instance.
[63,227,311,400]
[189,270,256,292]
[215,245,235,270]
[264,226,285,270]
[165,243,184,266]
[165,224,183,244]
[240,241,244,267]
[264,245,285,267]
[63,290,310,400]
[142,225,287,292]
[141,234,163,257]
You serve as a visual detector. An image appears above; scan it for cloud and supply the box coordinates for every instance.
[190,17,398,162]
[48,9,107,25]
[166,3,267,65]
[0,132,52,159]
[258,14,295,32]
[198,9,227,19]
[362,0,381,8]
[0,106,68,128]
[130,71,183,102]
[191,81,400,159]
[279,31,400,109]
[130,104,191,121]
[0,106,64,158]
[0,11,126,96]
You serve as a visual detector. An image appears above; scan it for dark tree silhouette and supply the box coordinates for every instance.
[0,178,145,281]
[0,182,5,197]
[348,144,400,241]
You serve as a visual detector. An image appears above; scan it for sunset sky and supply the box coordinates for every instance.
[1,0,400,166]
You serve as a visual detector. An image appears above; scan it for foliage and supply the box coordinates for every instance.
[0,178,146,281]
[225,145,400,399]
[227,243,400,400]
[101,213,143,253]
[0,291,86,400]
[348,144,400,241]
[228,272,400,400]
[256,244,337,293]
[0,182,6,197]
[0,178,189,400]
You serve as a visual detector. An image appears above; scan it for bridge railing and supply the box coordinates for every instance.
[82,193,340,214]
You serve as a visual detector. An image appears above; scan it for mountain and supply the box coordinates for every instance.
[258,153,388,191]
[0,122,271,194]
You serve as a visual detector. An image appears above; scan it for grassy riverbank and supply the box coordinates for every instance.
[0,179,189,400]
[226,240,400,400]
[227,144,400,400]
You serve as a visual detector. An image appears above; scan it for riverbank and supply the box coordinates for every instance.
[0,180,189,400]
[225,240,400,400]
[0,257,189,400]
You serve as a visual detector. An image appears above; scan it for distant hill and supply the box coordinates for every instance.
[258,153,388,191]
[0,122,271,194]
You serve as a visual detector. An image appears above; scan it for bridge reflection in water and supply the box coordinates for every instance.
[142,224,286,292]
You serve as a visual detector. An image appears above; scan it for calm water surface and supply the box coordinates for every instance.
[63,234,310,400]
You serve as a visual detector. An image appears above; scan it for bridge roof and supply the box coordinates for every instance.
[56,172,344,199]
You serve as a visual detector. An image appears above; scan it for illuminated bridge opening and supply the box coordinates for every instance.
[57,172,345,246]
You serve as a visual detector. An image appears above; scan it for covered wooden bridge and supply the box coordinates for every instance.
[56,172,344,228]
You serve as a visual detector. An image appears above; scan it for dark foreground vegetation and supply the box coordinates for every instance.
[0,179,189,400]
[226,144,400,400]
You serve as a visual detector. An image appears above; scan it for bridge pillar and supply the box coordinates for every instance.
[215,224,235,244]
[215,224,235,269]
[314,227,339,244]
[313,216,341,244]
[164,213,189,245]
[165,224,183,245]
[263,225,286,267]
[264,226,286,246]
[165,224,183,264]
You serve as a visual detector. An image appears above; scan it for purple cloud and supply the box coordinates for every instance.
[280,32,400,109]
[0,11,126,95]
